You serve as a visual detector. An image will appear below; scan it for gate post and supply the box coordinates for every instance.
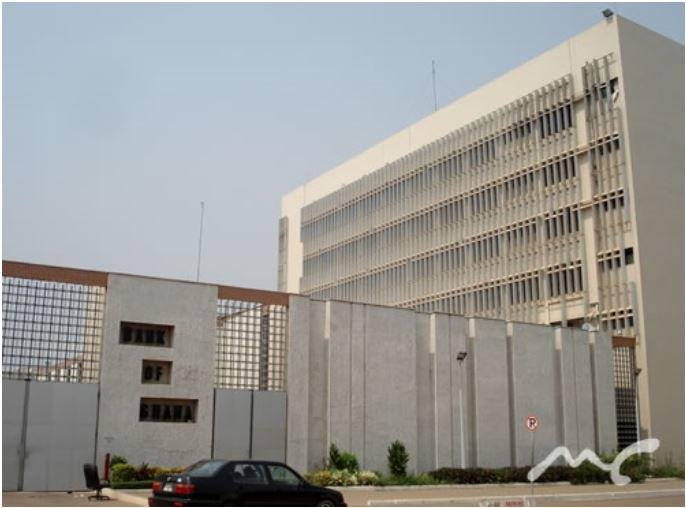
[17,377,31,491]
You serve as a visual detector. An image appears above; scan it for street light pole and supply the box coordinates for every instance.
[456,351,468,468]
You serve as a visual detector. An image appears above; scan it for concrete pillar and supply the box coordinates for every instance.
[510,322,559,466]
[471,318,511,467]
[326,301,353,454]
[416,313,433,472]
[307,301,328,470]
[557,328,595,455]
[363,305,418,474]
[449,316,470,468]
[286,295,311,473]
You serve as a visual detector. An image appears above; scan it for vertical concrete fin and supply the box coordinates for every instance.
[430,314,439,470]
[466,318,477,467]
[554,327,566,450]
[325,301,332,456]
[588,332,600,452]
[506,323,516,467]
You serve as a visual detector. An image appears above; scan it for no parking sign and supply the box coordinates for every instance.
[526,415,539,432]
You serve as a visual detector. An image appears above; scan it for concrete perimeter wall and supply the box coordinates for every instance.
[286,297,616,473]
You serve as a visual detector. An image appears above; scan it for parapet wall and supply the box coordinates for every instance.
[286,296,616,473]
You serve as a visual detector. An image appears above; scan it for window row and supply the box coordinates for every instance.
[311,258,584,308]
[598,193,625,212]
[543,157,576,187]
[305,207,576,284]
[597,247,634,272]
[586,77,619,102]
[301,109,578,242]
[545,207,580,239]
[414,266,583,314]
[539,104,573,139]
[303,152,580,267]
[600,306,635,333]
[547,265,584,298]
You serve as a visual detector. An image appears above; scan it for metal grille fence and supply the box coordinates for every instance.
[2,276,105,383]
[612,344,638,450]
[215,299,287,391]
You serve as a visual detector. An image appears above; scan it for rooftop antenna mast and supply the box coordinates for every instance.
[196,201,205,282]
[432,60,438,112]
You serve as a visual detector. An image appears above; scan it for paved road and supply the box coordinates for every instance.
[2,490,131,507]
[4,479,683,507]
[340,479,685,507]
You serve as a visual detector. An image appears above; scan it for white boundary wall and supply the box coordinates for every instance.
[286,296,616,473]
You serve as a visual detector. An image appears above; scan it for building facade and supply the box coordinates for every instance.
[279,16,684,462]
[2,261,616,490]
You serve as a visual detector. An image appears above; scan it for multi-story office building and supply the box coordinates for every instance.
[279,15,684,462]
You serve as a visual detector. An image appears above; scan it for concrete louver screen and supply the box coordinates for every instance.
[286,297,616,473]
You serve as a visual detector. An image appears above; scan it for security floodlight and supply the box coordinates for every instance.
[456,351,468,362]
[602,9,614,18]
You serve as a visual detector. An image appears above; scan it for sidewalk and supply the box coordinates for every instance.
[105,478,684,507]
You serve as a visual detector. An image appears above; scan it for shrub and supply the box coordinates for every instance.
[356,470,378,486]
[338,452,359,472]
[328,444,342,470]
[154,467,185,480]
[109,455,127,467]
[387,440,409,477]
[305,470,333,486]
[111,463,138,483]
[536,465,572,483]
[305,469,378,487]
[569,460,611,485]
[652,464,685,479]
[327,443,359,472]
[430,466,570,484]
[135,463,153,481]
[328,469,357,486]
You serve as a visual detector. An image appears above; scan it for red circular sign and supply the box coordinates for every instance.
[526,415,539,431]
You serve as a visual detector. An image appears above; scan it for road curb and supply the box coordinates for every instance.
[333,476,681,492]
[366,487,685,506]
[334,482,573,492]
[103,488,149,507]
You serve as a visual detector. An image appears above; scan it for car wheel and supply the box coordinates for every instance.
[316,499,336,507]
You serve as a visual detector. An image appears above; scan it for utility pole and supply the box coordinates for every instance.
[432,60,438,112]
[196,201,204,282]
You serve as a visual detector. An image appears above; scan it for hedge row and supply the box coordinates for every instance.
[110,462,185,483]
[429,457,648,485]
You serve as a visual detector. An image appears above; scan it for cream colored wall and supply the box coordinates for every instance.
[282,18,622,293]
[615,16,684,464]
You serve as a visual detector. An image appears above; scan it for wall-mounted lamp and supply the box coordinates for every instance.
[456,351,468,362]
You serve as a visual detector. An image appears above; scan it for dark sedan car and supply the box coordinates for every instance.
[148,459,346,507]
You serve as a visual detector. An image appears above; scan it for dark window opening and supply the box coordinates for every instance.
[120,322,173,348]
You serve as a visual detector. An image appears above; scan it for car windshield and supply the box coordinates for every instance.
[182,460,226,477]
